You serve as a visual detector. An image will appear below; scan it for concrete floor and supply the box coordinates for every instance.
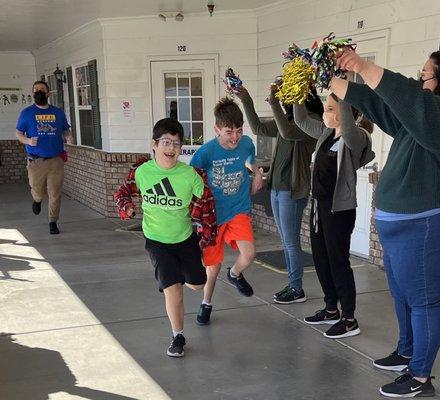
[1,183,439,400]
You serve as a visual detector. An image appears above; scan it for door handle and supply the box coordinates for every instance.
[363,162,378,172]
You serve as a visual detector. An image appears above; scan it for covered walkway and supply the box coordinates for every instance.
[1,184,438,399]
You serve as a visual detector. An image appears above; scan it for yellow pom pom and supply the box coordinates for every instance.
[275,58,314,105]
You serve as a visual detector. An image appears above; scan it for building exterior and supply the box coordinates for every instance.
[1,0,439,265]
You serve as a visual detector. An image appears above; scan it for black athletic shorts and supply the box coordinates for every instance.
[145,232,207,291]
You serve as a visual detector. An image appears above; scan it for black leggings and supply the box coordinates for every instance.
[311,198,356,319]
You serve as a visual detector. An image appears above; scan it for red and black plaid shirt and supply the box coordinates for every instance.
[114,157,217,249]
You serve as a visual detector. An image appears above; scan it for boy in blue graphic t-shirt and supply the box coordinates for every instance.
[16,81,74,234]
[190,97,263,325]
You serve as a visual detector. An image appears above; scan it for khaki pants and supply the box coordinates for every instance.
[27,156,64,222]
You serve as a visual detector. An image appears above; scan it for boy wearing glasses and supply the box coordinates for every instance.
[190,98,263,325]
[114,118,217,358]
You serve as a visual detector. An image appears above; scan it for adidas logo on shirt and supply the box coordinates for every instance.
[143,178,183,207]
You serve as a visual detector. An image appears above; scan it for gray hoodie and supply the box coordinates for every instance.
[292,101,374,212]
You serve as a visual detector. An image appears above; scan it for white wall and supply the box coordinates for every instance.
[33,21,105,147]
[31,1,440,156]
[101,12,258,153]
[0,52,36,139]
[256,0,440,164]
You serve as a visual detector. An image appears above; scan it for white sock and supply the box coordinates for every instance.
[173,330,184,338]
[202,301,212,307]
[230,268,239,278]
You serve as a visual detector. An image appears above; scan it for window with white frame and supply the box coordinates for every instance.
[46,74,63,109]
[74,65,93,147]
[164,72,204,145]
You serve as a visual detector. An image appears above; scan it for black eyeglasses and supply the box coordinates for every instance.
[419,76,437,83]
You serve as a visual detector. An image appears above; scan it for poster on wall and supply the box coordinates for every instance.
[121,100,134,121]
[0,87,32,114]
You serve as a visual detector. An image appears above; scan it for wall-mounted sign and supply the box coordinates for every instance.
[121,100,133,120]
[177,45,187,52]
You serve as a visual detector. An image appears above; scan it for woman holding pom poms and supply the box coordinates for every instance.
[236,83,323,304]
[330,49,440,398]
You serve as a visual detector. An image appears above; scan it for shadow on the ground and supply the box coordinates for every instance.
[0,333,140,400]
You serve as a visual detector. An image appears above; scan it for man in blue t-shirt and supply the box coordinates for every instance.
[15,80,74,234]
[190,97,263,325]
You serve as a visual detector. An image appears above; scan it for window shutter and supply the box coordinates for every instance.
[88,59,102,149]
[66,66,77,142]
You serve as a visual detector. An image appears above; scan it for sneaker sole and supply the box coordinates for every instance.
[274,297,307,304]
[167,350,185,357]
[227,280,253,297]
[195,319,210,326]
[373,362,409,372]
[379,387,424,398]
[323,327,361,339]
[304,318,340,325]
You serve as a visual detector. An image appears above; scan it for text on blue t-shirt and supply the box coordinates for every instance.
[16,104,70,158]
[190,135,256,225]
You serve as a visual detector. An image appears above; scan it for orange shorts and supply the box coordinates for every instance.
[202,213,254,266]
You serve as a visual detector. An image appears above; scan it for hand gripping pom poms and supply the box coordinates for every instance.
[275,33,356,104]
[311,32,356,90]
[223,68,243,95]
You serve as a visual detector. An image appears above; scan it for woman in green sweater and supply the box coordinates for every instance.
[236,86,323,304]
[331,50,440,398]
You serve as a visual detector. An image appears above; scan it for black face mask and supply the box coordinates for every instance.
[34,91,48,105]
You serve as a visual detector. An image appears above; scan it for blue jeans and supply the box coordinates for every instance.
[270,190,308,291]
[376,212,440,377]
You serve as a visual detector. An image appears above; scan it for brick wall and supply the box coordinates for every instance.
[252,175,385,268]
[0,140,27,184]
[63,145,148,217]
[252,199,312,246]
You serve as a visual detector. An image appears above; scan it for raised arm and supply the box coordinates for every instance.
[338,100,366,151]
[330,77,402,138]
[269,96,314,141]
[293,103,326,139]
[338,51,440,151]
[236,87,278,138]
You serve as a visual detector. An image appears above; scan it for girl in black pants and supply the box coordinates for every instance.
[292,92,374,339]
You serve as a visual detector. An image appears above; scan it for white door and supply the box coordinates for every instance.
[150,59,217,163]
[349,33,387,257]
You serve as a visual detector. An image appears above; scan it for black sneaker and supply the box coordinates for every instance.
[324,318,360,339]
[49,222,60,235]
[166,334,186,357]
[274,288,307,304]
[32,201,41,215]
[226,268,253,297]
[380,373,435,398]
[273,285,290,299]
[374,350,411,372]
[196,304,212,326]
[304,309,340,325]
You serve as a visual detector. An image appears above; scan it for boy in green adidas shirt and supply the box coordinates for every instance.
[114,118,217,357]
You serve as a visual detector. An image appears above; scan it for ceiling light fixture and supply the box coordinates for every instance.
[207,1,215,16]
[157,11,184,22]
